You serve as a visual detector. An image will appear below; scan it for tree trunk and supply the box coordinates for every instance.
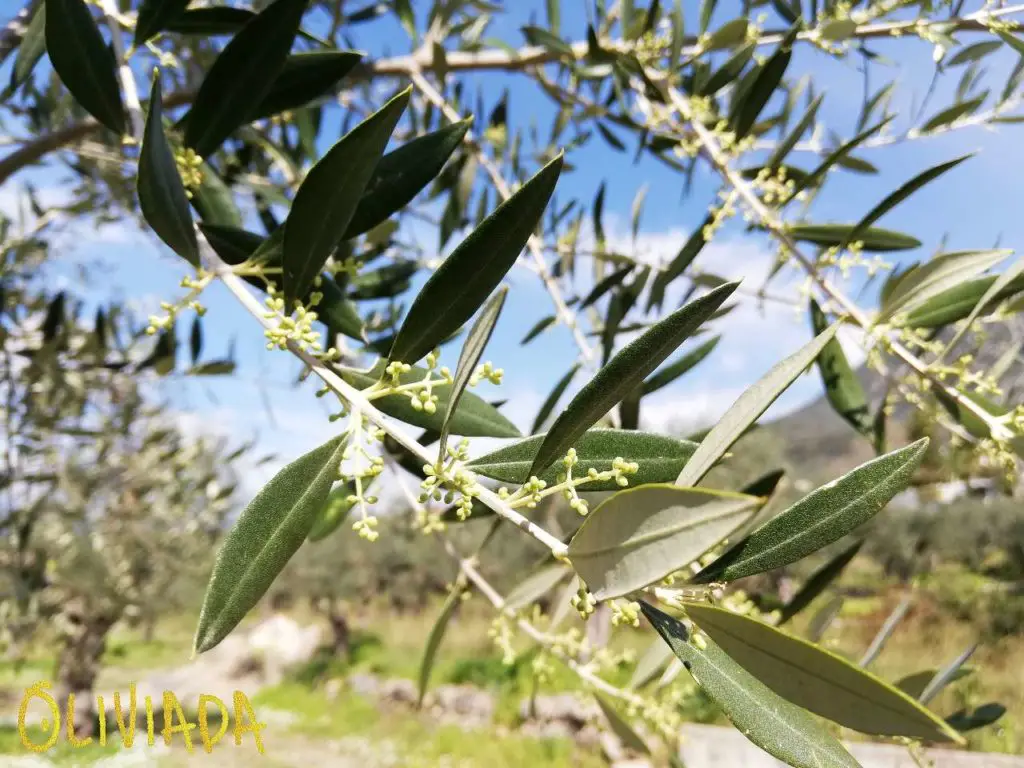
[326,600,351,659]
[52,597,119,739]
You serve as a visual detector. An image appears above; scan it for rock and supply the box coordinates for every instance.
[432,684,495,723]
[379,677,417,705]
[247,613,322,684]
[519,692,599,728]
[347,673,381,698]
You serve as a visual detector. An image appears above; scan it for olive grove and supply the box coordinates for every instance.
[1,0,1024,763]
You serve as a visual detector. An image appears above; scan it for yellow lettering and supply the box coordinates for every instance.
[197,694,228,753]
[18,681,59,752]
[145,695,155,746]
[113,684,137,748]
[232,690,265,754]
[66,694,92,747]
[161,691,195,753]
[96,695,106,746]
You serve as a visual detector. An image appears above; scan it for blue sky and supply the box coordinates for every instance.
[3,0,1024,491]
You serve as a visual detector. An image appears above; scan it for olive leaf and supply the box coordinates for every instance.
[919,644,978,705]
[250,51,364,122]
[646,213,714,312]
[939,255,1024,358]
[194,434,346,654]
[677,325,839,488]
[135,0,190,46]
[46,0,125,134]
[896,667,972,700]
[901,272,1024,328]
[730,27,796,139]
[844,155,970,251]
[767,94,823,170]
[336,360,520,438]
[389,154,564,364]
[183,0,308,157]
[533,363,580,433]
[683,603,963,743]
[190,160,242,227]
[529,282,737,478]
[307,482,357,542]
[699,43,754,96]
[283,87,410,303]
[641,602,859,768]
[594,694,650,755]
[629,637,674,689]
[568,485,759,600]
[504,564,571,610]
[787,224,920,252]
[138,75,199,266]
[418,582,465,707]
[642,335,720,395]
[694,439,928,583]
[469,429,698,491]
[809,301,870,436]
[920,95,986,133]
[165,7,255,34]
[344,118,473,239]
[784,117,894,204]
[521,315,556,345]
[7,1,46,96]
[440,286,507,455]
[877,249,1011,323]
[778,539,863,626]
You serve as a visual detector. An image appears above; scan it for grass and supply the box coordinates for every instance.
[252,681,605,768]
[0,724,123,765]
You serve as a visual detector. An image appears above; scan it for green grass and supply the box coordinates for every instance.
[253,682,605,767]
[0,724,124,765]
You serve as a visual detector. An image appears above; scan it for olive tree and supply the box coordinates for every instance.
[0,209,245,736]
[2,0,1023,761]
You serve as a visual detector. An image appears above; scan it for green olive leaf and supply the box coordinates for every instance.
[533,363,580,433]
[135,0,189,46]
[878,249,1011,324]
[183,0,308,157]
[138,74,199,266]
[642,335,720,396]
[777,539,863,626]
[389,154,563,364]
[440,286,507,455]
[468,429,698,491]
[46,0,125,134]
[787,224,921,252]
[920,95,986,133]
[641,602,859,768]
[194,434,346,654]
[7,1,46,97]
[646,213,714,312]
[594,693,650,755]
[684,603,963,743]
[809,301,870,436]
[629,636,674,689]
[677,325,839,488]
[845,155,970,252]
[901,272,1024,328]
[190,160,242,227]
[249,51,363,122]
[284,87,410,304]
[336,360,520,438]
[307,481,358,542]
[344,118,472,239]
[165,7,255,34]
[418,582,465,707]
[521,315,556,345]
[694,439,928,583]
[569,485,760,600]
[530,282,737,478]
[504,564,571,610]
